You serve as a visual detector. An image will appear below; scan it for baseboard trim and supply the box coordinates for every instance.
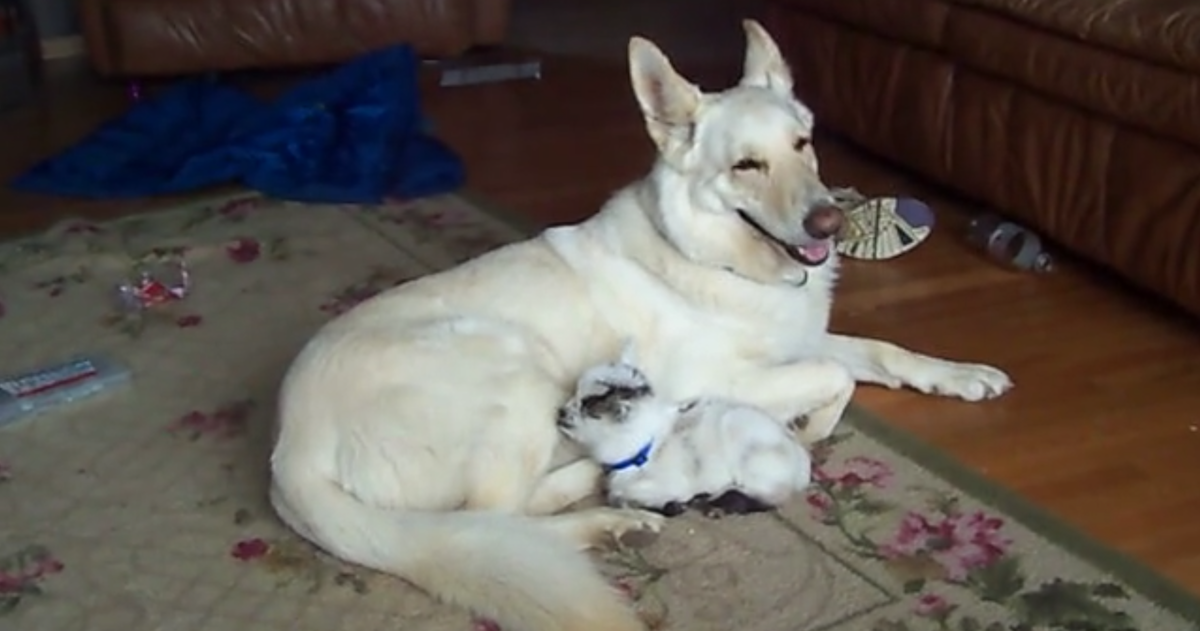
[40,35,86,61]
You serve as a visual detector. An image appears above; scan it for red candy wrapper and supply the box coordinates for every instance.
[115,256,191,312]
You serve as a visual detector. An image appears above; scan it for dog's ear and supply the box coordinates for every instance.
[739,19,793,96]
[628,36,701,164]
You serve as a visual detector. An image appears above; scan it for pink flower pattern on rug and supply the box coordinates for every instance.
[225,237,262,263]
[803,432,1143,631]
[912,593,955,621]
[170,399,255,441]
[881,510,1011,582]
[175,314,203,328]
[0,546,65,614]
[317,267,414,316]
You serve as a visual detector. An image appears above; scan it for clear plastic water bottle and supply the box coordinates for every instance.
[965,213,1054,273]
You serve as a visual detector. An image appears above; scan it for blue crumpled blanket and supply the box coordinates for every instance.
[11,45,464,204]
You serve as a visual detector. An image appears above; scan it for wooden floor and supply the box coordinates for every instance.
[5,53,1200,595]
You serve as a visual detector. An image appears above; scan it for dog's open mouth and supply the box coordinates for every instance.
[736,210,830,266]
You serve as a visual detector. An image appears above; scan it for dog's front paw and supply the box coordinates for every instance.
[922,361,1013,401]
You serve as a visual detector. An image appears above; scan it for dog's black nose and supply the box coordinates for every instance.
[803,204,844,240]
[555,409,571,429]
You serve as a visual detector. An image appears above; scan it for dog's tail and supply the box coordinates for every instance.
[269,468,643,631]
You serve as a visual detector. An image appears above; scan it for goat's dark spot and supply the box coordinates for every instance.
[711,490,775,515]
[579,382,652,420]
[655,501,688,517]
[688,490,775,519]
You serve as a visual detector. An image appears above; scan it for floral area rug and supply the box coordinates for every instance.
[0,192,1197,631]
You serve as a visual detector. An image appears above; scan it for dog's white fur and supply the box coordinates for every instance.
[558,341,814,513]
[269,21,1013,631]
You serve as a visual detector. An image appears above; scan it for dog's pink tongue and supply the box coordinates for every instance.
[797,242,830,261]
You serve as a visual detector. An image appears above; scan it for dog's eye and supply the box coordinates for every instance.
[732,158,766,172]
[793,137,810,152]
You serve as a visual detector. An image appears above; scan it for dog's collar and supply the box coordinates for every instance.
[604,442,654,473]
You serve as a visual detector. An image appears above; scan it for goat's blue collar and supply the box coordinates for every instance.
[604,442,653,472]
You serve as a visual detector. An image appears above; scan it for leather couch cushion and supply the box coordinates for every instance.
[951,0,1200,74]
[946,0,1200,149]
[768,0,952,50]
[775,0,1200,150]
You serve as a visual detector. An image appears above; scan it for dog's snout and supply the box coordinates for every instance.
[555,408,572,429]
[803,204,844,240]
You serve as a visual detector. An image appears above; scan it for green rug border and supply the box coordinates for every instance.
[460,190,1200,625]
[843,406,1200,624]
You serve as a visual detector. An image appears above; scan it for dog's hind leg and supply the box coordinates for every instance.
[539,507,665,550]
[465,453,663,551]
[525,459,605,515]
[525,460,665,549]
[454,381,664,550]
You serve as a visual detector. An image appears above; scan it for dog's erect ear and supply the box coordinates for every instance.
[628,36,701,164]
[739,19,793,96]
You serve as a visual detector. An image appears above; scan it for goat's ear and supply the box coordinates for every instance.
[739,19,793,96]
[628,36,701,164]
[617,337,638,366]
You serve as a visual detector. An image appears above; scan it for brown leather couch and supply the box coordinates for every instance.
[79,0,512,77]
[765,0,1200,318]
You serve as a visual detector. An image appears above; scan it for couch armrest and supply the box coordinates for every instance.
[78,0,512,77]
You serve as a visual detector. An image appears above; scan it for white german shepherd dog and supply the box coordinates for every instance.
[269,20,1012,631]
